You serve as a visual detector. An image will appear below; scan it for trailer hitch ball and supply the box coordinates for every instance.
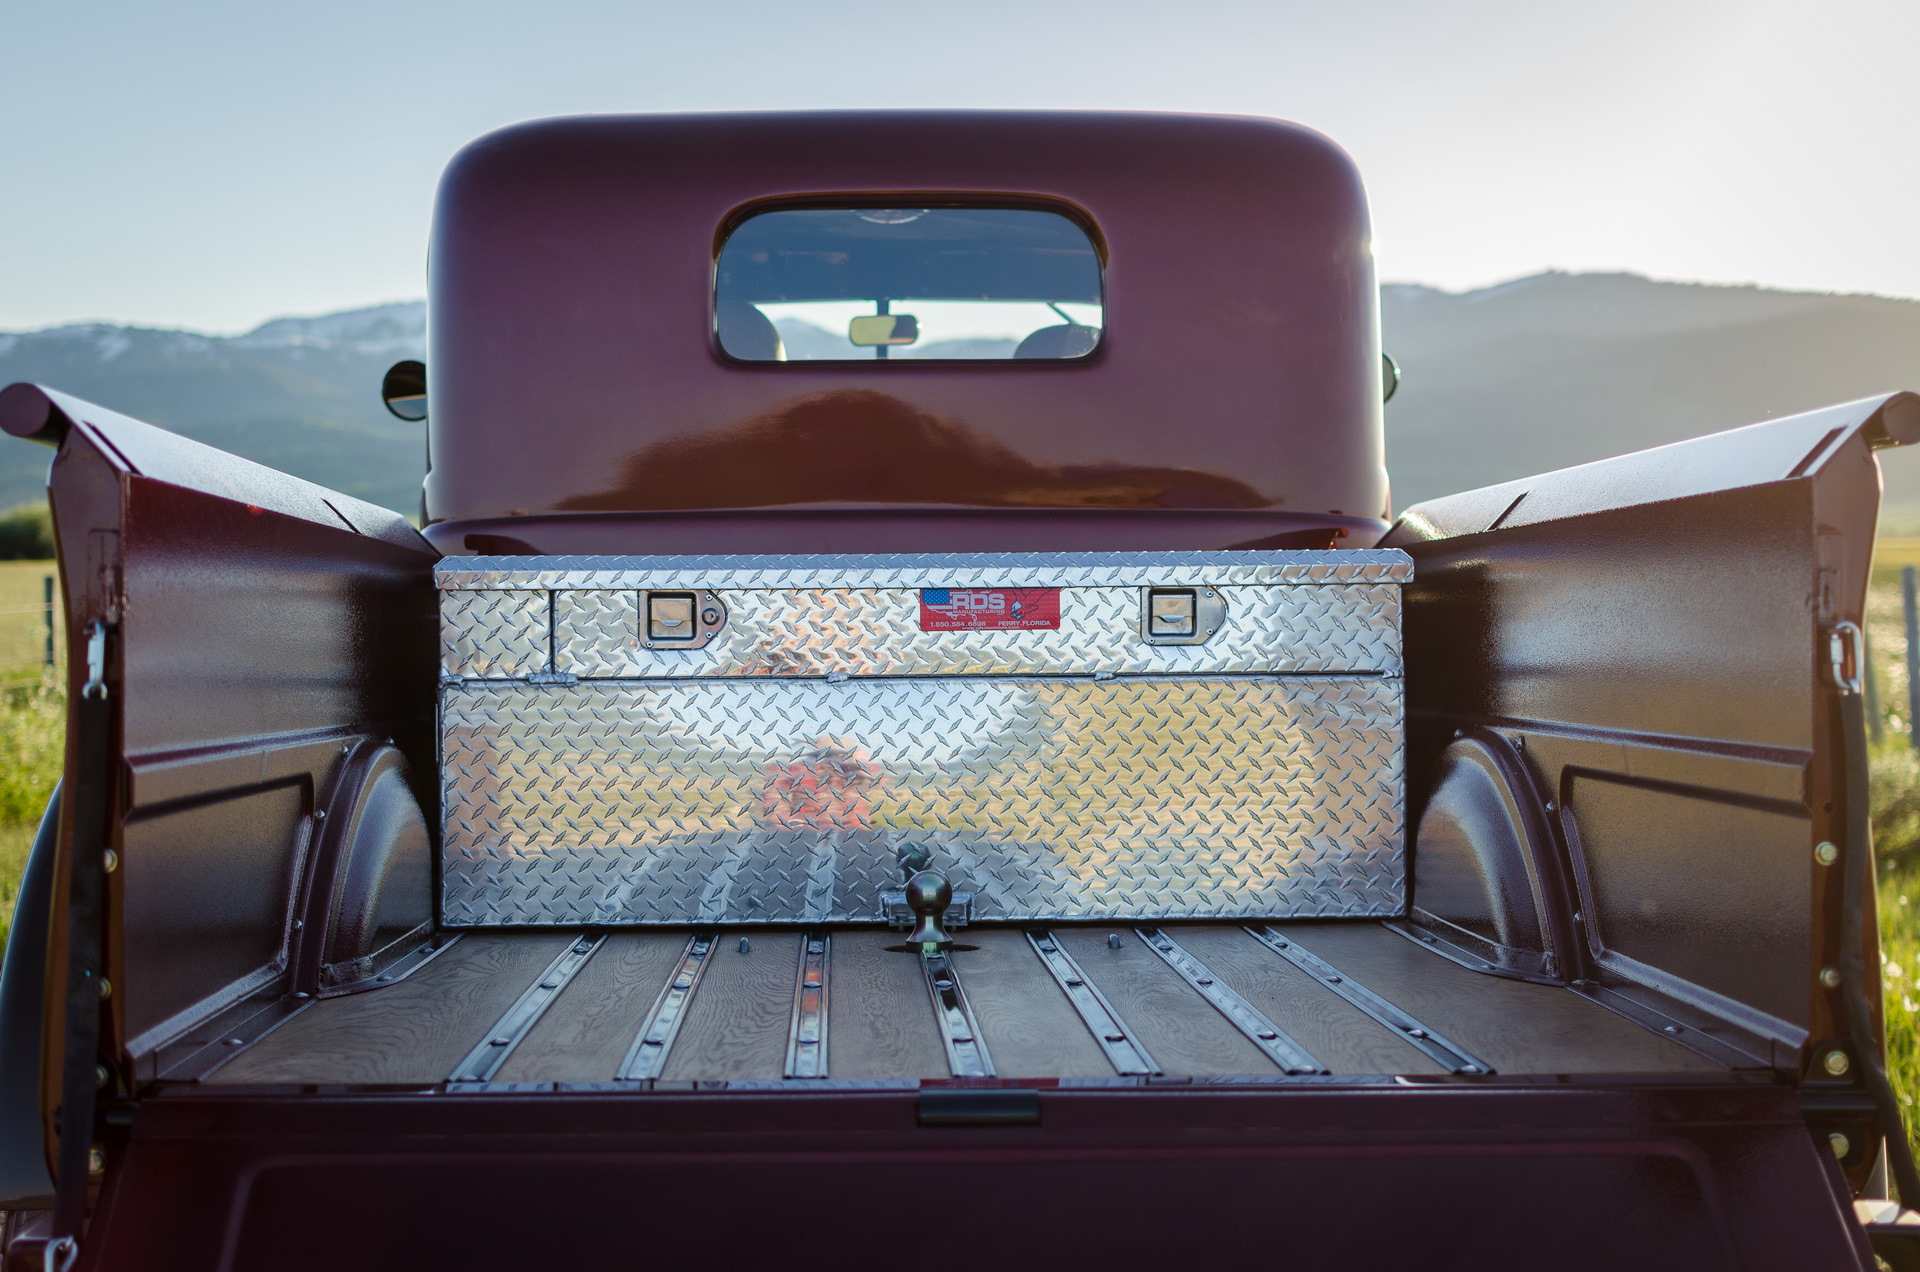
[905,870,955,951]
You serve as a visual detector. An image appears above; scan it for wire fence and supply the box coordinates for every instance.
[0,564,61,685]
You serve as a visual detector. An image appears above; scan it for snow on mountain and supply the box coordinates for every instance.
[236,301,425,356]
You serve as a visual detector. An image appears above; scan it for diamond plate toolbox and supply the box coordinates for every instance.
[437,550,1409,925]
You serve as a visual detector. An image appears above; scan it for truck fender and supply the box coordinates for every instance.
[1408,736,1569,981]
[0,788,59,1207]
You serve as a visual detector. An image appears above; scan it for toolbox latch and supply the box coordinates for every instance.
[638,590,728,650]
[1140,586,1226,645]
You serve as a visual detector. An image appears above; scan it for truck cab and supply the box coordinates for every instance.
[2,111,1915,1271]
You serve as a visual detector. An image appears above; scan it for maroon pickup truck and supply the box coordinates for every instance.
[1,110,1916,1270]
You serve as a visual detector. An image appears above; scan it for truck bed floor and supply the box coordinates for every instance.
[207,922,1724,1085]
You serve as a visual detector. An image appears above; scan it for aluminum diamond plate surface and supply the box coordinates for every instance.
[549,585,1400,678]
[436,549,1412,592]
[440,677,1404,926]
[442,590,550,679]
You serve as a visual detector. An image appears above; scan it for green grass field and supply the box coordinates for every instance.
[3,550,1920,1157]
[0,560,61,953]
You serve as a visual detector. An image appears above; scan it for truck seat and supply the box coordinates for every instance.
[1013,324,1099,359]
[717,301,784,361]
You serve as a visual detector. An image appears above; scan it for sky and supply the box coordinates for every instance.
[2,0,1917,334]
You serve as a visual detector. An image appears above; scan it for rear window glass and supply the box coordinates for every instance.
[715,206,1103,362]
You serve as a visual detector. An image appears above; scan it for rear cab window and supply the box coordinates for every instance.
[714,205,1103,362]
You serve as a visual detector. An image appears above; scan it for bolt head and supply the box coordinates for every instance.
[1830,1131,1851,1159]
[1820,966,1843,989]
[1823,1049,1852,1077]
[88,1146,106,1175]
[1815,841,1840,866]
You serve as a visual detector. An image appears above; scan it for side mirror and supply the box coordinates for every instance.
[382,360,427,421]
[848,314,919,347]
[1382,353,1400,404]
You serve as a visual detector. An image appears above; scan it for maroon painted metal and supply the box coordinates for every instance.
[81,1082,1866,1271]
[421,112,1389,556]
[0,385,440,1189]
[1385,391,1920,1195]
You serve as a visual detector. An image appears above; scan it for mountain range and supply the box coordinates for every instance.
[2,273,1917,519]
[0,303,428,515]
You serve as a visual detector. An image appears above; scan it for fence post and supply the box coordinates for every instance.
[1905,566,1920,749]
[1866,626,1884,743]
[42,574,53,668]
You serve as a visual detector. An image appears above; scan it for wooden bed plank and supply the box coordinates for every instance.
[494,932,689,1083]
[1166,925,1445,1076]
[1054,927,1277,1076]
[210,934,573,1085]
[954,929,1115,1079]
[1277,922,1725,1074]
[827,929,949,1079]
[661,932,801,1081]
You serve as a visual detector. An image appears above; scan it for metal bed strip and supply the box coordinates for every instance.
[448,935,605,1082]
[317,930,464,999]
[1027,931,1158,1076]
[617,932,717,1081]
[1566,980,1767,1069]
[784,931,831,1079]
[921,948,995,1079]
[1134,928,1326,1075]
[1245,926,1494,1075]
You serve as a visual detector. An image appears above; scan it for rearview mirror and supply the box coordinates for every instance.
[848,314,919,347]
[382,360,428,421]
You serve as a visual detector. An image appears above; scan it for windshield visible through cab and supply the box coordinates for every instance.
[714,206,1103,362]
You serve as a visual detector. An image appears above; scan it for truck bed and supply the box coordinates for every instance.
[208,921,1720,1086]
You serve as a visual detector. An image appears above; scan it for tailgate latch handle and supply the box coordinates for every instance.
[1829,620,1863,696]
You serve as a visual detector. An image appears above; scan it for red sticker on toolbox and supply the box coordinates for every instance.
[919,587,1061,631]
